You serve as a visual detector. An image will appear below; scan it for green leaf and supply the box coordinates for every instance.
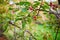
[44,2,49,6]
[44,4,49,9]
[19,2,31,6]
[24,2,31,6]
[34,1,40,4]
[22,8,27,12]
[9,7,13,10]
[3,23,8,32]
[19,2,24,5]
[0,0,4,4]
[15,17,22,21]
[33,1,40,8]
[19,8,29,16]
[27,17,32,24]
[22,20,26,29]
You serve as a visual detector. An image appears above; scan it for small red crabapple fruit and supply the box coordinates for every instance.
[50,2,53,7]
[29,6,33,10]
[52,4,55,7]
[33,16,37,20]
[52,4,58,9]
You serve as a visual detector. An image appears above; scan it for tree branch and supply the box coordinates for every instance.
[9,21,21,29]
[49,8,60,19]
[25,30,37,40]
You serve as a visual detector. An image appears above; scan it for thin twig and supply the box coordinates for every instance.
[9,21,21,29]
[25,30,37,40]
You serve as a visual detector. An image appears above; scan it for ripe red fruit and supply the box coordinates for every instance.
[52,4,55,7]
[52,4,58,9]
[50,2,53,7]
[33,16,37,20]
[29,6,33,10]
[52,5,55,9]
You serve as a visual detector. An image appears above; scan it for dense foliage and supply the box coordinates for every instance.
[0,0,60,40]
